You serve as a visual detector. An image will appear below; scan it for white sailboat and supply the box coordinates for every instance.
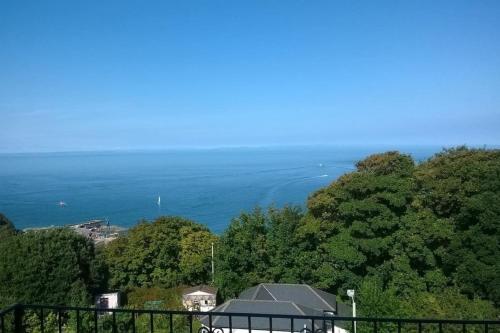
[157,195,161,206]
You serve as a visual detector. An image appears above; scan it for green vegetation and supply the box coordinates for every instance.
[103,216,217,289]
[215,206,303,299]
[0,213,16,241]
[126,286,184,309]
[215,147,500,318]
[0,228,106,307]
[0,147,498,320]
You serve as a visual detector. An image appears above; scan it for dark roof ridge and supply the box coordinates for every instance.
[261,284,278,300]
[251,285,261,300]
[290,302,306,315]
[261,283,310,286]
[306,285,335,311]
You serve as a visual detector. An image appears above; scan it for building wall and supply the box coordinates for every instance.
[204,326,348,333]
[95,292,120,310]
[183,291,216,311]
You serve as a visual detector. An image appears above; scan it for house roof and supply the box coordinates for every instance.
[200,299,325,331]
[238,283,337,312]
[182,285,217,296]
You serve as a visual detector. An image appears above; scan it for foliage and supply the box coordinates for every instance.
[0,228,105,306]
[358,276,408,317]
[305,151,416,295]
[126,286,184,310]
[214,206,303,299]
[0,212,16,241]
[24,310,59,333]
[214,148,500,318]
[402,288,498,320]
[215,207,270,299]
[415,147,500,305]
[103,216,217,289]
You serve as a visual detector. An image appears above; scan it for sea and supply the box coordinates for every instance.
[0,146,441,233]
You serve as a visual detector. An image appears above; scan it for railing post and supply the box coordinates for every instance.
[169,313,173,333]
[14,304,23,333]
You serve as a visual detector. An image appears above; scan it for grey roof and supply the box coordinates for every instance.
[238,283,337,312]
[182,285,217,296]
[200,299,327,331]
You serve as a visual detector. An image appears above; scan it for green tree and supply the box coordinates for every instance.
[403,288,499,320]
[104,216,216,289]
[266,206,303,283]
[358,276,408,317]
[299,148,500,317]
[0,228,104,305]
[215,208,269,299]
[415,147,500,305]
[305,152,416,293]
[179,228,218,285]
[215,205,309,299]
[0,213,16,241]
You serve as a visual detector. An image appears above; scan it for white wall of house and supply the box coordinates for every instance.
[183,290,216,311]
[95,292,120,310]
[204,326,348,333]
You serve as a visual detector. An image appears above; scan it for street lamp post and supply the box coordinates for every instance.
[347,290,356,333]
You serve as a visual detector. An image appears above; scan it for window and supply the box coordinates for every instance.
[98,297,109,309]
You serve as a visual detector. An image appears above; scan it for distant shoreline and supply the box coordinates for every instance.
[23,219,128,244]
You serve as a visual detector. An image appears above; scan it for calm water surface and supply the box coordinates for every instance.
[0,146,439,233]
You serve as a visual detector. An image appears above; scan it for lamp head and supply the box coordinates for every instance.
[347,289,355,298]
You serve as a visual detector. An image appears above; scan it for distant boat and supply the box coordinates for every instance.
[58,201,67,207]
[157,196,161,206]
[319,163,324,167]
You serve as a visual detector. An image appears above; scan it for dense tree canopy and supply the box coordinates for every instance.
[0,213,16,241]
[214,148,500,318]
[104,216,217,289]
[0,227,105,307]
[414,148,500,304]
[215,206,304,299]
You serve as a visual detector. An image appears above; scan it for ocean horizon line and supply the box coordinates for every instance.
[0,142,490,156]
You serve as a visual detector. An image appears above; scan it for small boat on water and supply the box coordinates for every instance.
[58,201,67,207]
[157,196,161,206]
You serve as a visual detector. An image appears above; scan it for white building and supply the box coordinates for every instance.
[95,292,121,312]
[182,285,217,312]
[201,284,350,333]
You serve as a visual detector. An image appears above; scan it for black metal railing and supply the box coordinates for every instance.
[0,304,499,333]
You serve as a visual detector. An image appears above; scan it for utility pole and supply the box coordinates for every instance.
[211,242,215,284]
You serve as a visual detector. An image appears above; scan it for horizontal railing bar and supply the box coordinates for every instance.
[0,304,19,316]
[13,304,500,325]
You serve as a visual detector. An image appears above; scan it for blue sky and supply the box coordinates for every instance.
[1,1,499,152]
